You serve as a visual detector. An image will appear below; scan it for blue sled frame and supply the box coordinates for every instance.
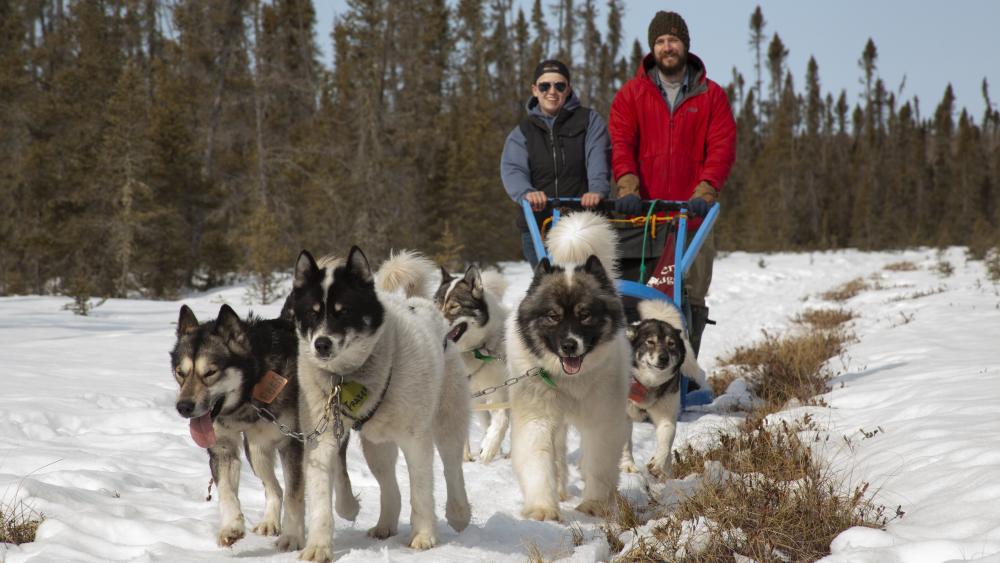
[521,197,720,412]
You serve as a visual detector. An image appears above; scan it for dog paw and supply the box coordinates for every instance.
[408,530,437,550]
[367,524,398,540]
[276,532,304,552]
[647,460,673,481]
[336,493,361,521]
[575,499,608,517]
[252,518,280,536]
[446,499,471,532]
[620,461,641,473]
[479,445,500,464]
[522,505,562,522]
[298,542,332,562]
[216,517,246,547]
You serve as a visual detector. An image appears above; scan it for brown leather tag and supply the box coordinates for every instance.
[252,371,288,404]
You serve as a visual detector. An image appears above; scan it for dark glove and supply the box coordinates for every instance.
[687,196,712,217]
[614,194,643,216]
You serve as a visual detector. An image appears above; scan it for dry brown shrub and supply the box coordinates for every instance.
[884,261,918,272]
[793,308,855,330]
[717,330,850,413]
[887,286,947,302]
[613,415,895,562]
[819,278,869,301]
[1,498,42,545]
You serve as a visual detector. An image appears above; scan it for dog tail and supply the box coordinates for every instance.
[545,211,619,278]
[376,249,437,299]
[637,299,707,388]
[480,269,509,299]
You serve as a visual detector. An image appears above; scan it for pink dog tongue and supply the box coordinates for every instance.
[190,413,216,448]
[560,356,583,375]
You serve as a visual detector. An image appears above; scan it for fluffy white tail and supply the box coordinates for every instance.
[637,299,706,388]
[376,250,437,299]
[544,211,619,278]
[480,269,509,299]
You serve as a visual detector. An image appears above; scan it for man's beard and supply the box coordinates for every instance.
[656,51,687,76]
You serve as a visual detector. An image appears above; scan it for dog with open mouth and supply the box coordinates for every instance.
[171,304,335,551]
[505,211,631,521]
[435,265,511,463]
[292,247,471,562]
[619,299,705,479]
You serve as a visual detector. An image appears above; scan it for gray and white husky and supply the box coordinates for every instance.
[505,211,631,521]
[619,299,705,479]
[291,248,471,562]
[171,304,317,550]
[435,265,511,463]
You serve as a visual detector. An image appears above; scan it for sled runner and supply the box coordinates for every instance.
[522,197,719,412]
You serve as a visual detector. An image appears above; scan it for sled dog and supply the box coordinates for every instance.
[435,265,511,463]
[292,247,471,561]
[505,211,631,520]
[171,304,327,550]
[619,299,705,478]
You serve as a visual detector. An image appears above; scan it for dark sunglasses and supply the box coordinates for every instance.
[537,81,568,93]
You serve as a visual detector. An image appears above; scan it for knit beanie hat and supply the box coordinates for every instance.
[648,11,690,52]
[532,59,571,83]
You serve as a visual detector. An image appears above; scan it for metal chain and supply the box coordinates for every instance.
[250,376,344,446]
[471,367,543,399]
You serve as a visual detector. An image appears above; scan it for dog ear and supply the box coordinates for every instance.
[582,255,615,290]
[625,320,640,343]
[294,250,320,289]
[346,246,374,284]
[177,305,199,336]
[464,265,484,299]
[534,257,554,276]
[439,265,455,284]
[215,304,248,349]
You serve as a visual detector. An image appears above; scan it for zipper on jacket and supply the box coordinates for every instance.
[549,127,559,199]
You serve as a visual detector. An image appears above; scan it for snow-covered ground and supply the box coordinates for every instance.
[1,248,998,562]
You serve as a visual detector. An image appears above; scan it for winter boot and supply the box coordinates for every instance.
[689,304,713,359]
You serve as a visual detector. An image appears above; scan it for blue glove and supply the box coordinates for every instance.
[614,194,643,216]
[687,196,712,217]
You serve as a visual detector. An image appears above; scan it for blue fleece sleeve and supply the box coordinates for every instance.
[500,126,535,203]
[584,110,611,197]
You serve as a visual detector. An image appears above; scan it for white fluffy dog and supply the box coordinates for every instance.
[506,212,631,520]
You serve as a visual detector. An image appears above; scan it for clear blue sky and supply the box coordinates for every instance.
[314,0,1000,121]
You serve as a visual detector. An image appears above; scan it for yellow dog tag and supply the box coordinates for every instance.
[339,381,370,417]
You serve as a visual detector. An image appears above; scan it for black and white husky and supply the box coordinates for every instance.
[435,265,511,463]
[619,300,705,479]
[171,304,318,550]
[505,211,631,521]
[292,248,471,561]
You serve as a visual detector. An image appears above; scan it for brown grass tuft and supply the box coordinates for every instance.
[1,498,43,545]
[819,278,870,301]
[884,261,918,272]
[612,415,895,562]
[717,330,850,413]
[793,308,855,330]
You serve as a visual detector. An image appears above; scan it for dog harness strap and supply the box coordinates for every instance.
[473,349,497,363]
[536,368,557,388]
[342,370,392,431]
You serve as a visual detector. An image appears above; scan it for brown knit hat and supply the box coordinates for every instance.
[648,11,689,52]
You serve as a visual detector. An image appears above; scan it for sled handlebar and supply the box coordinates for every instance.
[541,197,691,214]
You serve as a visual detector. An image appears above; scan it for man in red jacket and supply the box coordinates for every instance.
[609,10,736,356]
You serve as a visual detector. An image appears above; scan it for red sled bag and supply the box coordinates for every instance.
[644,224,678,301]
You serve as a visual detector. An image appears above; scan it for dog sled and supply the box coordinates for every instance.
[521,196,718,412]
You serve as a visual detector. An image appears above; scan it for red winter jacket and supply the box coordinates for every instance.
[609,53,736,202]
